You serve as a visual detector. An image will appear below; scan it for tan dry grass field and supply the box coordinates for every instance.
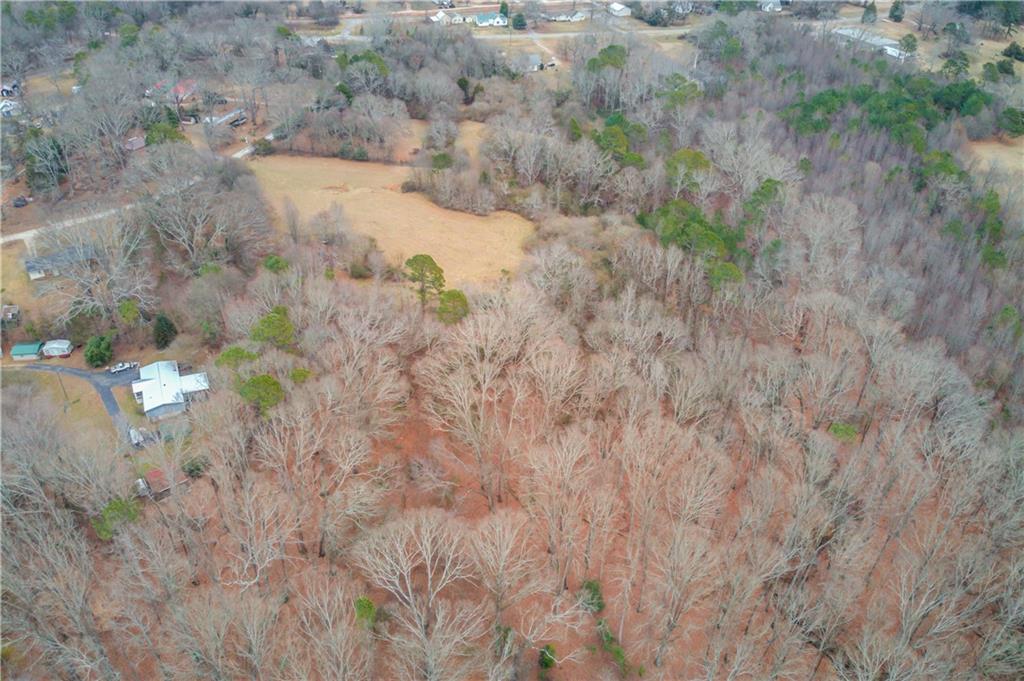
[249,154,535,285]
[1,369,115,441]
[966,137,1024,175]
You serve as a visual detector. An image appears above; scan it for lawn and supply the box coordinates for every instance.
[249,154,535,285]
[1,368,116,441]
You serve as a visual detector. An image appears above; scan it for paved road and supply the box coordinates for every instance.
[20,363,138,440]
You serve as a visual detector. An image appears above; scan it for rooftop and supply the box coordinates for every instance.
[132,360,209,414]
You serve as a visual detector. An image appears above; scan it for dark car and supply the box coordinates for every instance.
[12,195,28,208]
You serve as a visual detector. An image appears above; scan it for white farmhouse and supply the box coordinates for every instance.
[474,12,508,27]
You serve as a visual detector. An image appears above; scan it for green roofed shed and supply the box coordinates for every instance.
[10,341,43,361]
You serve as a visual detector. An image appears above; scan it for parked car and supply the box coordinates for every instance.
[12,195,28,208]
[228,115,247,128]
[109,361,140,374]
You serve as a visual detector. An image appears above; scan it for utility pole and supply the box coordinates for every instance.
[56,371,70,413]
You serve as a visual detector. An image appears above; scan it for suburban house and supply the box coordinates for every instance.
[608,2,632,17]
[474,12,508,27]
[431,9,465,24]
[23,246,96,281]
[10,341,43,361]
[132,360,210,421]
[42,339,73,358]
[146,78,198,103]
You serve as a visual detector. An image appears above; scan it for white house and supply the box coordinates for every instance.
[431,9,465,24]
[474,12,508,27]
[608,2,632,17]
[132,360,210,421]
[760,0,782,12]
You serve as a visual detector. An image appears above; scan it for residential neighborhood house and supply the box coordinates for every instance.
[132,360,210,421]
[431,9,466,25]
[24,246,96,281]
[832,27,913,62]
[608,2,632,17]
[474,12,508,27]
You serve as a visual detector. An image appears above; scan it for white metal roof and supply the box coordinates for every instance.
[132,361,209,414]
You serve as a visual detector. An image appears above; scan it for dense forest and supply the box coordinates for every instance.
[2,2,1022,680]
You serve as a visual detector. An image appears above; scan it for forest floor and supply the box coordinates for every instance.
[248,154,535,285]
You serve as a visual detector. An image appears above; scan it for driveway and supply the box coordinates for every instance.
[21,363,138,440]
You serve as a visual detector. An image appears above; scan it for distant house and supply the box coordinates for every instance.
[203,108,245,127]
[431,9,465,24]
[474,12,508,27]
[608,2,632,17]
[760,0,782,12]
[569,10,588,21]
[10,341,43,361]
[527,54,543,72]
[132,360,210,421]
[1,305,20,329]
[136,467,190,500]
[832,27,913,62]
[24,246,96,281]
[42,339,73,358]
[146,78,197,103]
[124,136,146,152]
[0,99,22,118]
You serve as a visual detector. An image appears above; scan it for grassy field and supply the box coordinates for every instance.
[113,384,149,428]
[249,154,534,285]
[1,368,115,440]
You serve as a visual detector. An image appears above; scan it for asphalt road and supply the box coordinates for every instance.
[20,363,138,440]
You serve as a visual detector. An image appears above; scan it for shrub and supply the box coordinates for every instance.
[597,619,635,677]
[828,422,859,443]
[118,299,140,326]
[250,306,295,347]
[144,121,186,146]
[437,289,469,324]
[215,345,258,369]
[580,580,606,613]
[252,138,274,156]
[84,335,113,367]
[888,0,904,22]
[263,254,290,273]
[182,456,209,478]
[119,23,139,47]
[1003,41,1024,62]
[275,25,296,39]
[355,596,377,628]
[290,367,312,384]
[997,58,1015,76]
[91,498,140,540]
[512,12,527,30]
[539,644,556,669]
[431,152,453,170]
[349,261,372,279]
[707,260,745,290]
[999,107,1024,137]
[153,314,178,349]
[239,374,285,413]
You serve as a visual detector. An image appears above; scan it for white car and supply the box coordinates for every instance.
[109,361,140,374]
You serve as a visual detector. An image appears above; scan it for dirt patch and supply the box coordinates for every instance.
[965,137,1024,176]
[249,154,535,285]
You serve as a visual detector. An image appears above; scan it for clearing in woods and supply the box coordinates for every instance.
[249,154,535,285]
